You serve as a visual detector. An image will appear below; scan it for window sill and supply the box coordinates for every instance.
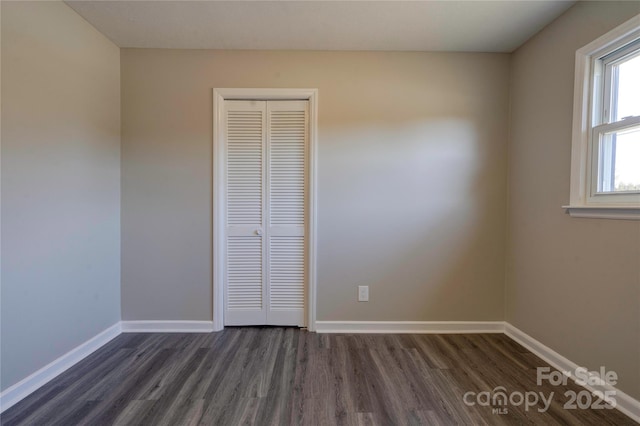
[562,206,640,220]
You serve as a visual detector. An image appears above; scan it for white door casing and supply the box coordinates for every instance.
[213,89,318,331]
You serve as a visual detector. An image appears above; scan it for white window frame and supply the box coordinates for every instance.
[566,13,640,220]
[212,88,318,331]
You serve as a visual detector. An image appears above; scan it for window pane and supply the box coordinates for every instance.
[614,53,640,120]
[598,126,640,193]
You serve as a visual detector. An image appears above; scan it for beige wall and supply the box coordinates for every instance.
[507,1,640,399]
[1,1,121,391]
[121,50,510,322]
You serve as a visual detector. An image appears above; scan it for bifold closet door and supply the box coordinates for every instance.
[224,100,307,327]
[266,101,307,326]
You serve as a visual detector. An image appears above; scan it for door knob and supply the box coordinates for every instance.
[255,228,263,236]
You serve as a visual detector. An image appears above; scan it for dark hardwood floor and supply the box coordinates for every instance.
[1,328,634,425]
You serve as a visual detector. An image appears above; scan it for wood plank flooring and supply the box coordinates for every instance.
[1,328,635,425]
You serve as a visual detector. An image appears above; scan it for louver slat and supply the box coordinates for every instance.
[270,236,305,310]
[270,110,305,226]
[227,236,262,309]
[227,110,263,226]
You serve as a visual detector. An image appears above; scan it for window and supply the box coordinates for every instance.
[567,14,640,219]
[591,41,640,197]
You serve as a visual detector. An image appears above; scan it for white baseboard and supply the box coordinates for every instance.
[121,320,215,333]
[314,320,505,334]
[505,323,640,424]
[0,322,121,413]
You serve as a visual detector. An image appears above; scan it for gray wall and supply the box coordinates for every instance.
[507,1,640,400]
[1,1,121,391]
[121,49,510,322]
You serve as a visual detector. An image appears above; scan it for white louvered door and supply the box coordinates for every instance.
[224,101,267,325]
[266,101,307,326]
[224,100,307,327]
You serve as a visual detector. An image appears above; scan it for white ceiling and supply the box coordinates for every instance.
[66,1,576,53]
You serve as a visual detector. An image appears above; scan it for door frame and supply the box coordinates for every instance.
[212,88,318,332]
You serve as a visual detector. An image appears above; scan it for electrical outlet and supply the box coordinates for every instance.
[358,286,369,302]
